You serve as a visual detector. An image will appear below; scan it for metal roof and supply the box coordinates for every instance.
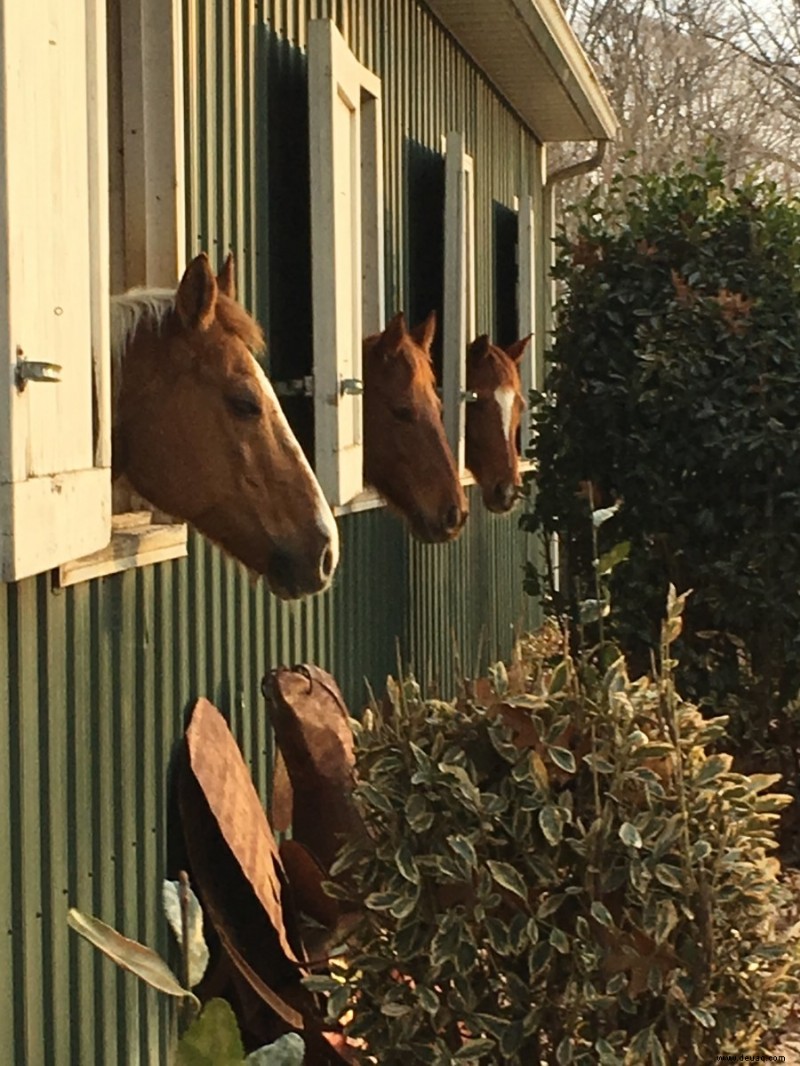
[423,0,619,142]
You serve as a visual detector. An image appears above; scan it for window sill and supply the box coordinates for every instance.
[55,511,188,588]
[332,463,536,518]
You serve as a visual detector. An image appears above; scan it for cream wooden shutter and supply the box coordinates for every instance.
[442,131,475,471]
[309,19,384,507]
[0,0,111,581]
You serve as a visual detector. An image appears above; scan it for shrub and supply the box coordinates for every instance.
[325,594,799,1064]
[523,150,800,753]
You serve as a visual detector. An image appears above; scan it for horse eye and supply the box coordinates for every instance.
[226,392,263,419]
[390,406,416,423]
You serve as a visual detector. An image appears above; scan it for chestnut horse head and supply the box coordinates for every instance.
[465,333,531,513]
[363,312,468,542]
[111,252,339,598]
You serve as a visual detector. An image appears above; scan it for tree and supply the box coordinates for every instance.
[557,0,800,189]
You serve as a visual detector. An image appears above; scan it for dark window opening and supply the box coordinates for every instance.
[405,140,445,379]
[261,29,315,460]
[493,201,518,349]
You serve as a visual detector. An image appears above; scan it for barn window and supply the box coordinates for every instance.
[308,19,384,508]
[57,0,188,586]
[516,193,539,458]
[442,131,476,473]
[406,140,446,375]
[494,201,519,350]
[0,0,112,582]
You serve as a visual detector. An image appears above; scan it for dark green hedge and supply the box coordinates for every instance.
[524,152,800,748]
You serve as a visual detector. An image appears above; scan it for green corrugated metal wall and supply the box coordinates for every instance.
[0,1,541,1062]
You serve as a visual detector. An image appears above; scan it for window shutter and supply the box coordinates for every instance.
[0,0,111,581]
[442,131,475,471]
[308,19,384,507]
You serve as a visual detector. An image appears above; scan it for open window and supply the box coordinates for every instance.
[406,140,445,374]
[57,0,188,586]
[308,19,384,508]
[0,0,111,582]
[516,193,538,458]
[442,131,476,473]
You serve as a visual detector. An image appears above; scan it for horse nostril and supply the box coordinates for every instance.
[494,482,516,509]
[320,545,335,581]
[444,505,464,532]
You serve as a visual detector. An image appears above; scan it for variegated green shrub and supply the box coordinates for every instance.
[326,592,800,1065]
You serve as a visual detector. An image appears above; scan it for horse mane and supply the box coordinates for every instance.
[110,286,266,405]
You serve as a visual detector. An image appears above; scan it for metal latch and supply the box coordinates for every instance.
[340,378,364,396]
[15,357,63,391]
[272,375,314,398]
[435,387,479,403]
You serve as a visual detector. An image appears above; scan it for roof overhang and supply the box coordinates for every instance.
[423,0,618,142]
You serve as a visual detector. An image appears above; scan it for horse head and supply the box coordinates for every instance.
[363,312,468,542]
[465,333,531,513]
[112,253,339,598]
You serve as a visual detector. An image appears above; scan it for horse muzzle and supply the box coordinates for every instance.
[265,536,337,599]
[485,481,521,514]
[410,503,468,543]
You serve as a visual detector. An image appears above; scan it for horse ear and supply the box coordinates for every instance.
[468,334,491,361]
[217,253,236,300]
[380,312,407,353]
[410,310,436,354]
[506,334,532,364]
[176,253,218,331]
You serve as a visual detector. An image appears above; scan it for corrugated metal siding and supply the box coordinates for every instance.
[0,1,543,1062]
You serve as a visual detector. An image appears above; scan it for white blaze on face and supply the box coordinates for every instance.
[494,386,516,444]
[250,356,341,573]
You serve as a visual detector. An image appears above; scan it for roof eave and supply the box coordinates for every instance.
[423,0,619,143]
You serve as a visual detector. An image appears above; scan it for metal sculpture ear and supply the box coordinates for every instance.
[217,252,236,300]
[176,253,218,331]
[468,334,491,361]
[505,334,532,364]
[410,310,437,354]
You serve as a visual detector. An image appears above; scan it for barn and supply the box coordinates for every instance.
[0,0,615,1061]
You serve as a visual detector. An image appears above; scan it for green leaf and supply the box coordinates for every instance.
[539,804,564,845]
[380,1001,412,1017]
[556,1036,574,1065]
[689,1006,716,1029]
[619,821,643,848]
[454,1039,497,1060]
[654,864,684,890]
[176,999,245,1066]
[364,891,400,911]
[579,598,611,624]
[162,880,210,989]
[590,900,614,928]
[548,746,576,773]
[395,842,420,884]
[597,541,631,575]
[486,860,529,902]
[549,927,570,954]
[67,908,198,1008]
[447,834,478,869]
[695,754,731,785]
[245,1034,305,1065]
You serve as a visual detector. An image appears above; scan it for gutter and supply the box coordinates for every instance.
[544,139,608,195]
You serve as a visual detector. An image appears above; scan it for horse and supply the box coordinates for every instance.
[465,333,531,513]
[111,252,339,599]
[363,312,468,542]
